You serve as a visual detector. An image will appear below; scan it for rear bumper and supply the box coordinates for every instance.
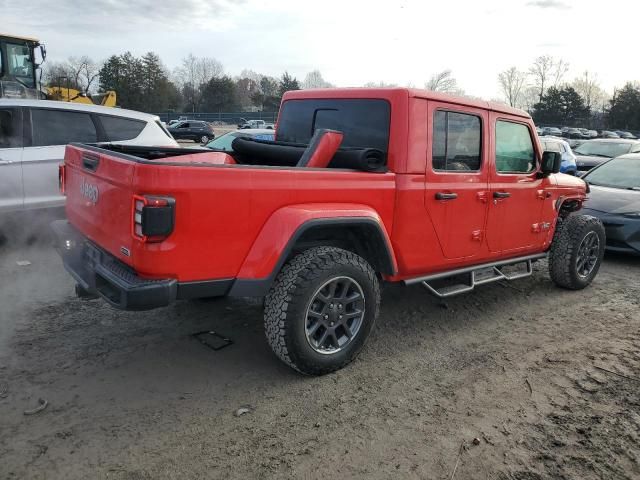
[51,220,233,310]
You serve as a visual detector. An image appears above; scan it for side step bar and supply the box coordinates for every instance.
[403,253,547,298]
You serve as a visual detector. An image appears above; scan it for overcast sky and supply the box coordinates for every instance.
[2,0,638,99]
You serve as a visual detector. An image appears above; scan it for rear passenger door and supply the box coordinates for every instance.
[0,107,24,212]
[425,103,490,259]
[22,108,99,209]
[486,115,544,253]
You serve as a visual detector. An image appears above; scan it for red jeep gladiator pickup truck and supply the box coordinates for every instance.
[52,88,605,375]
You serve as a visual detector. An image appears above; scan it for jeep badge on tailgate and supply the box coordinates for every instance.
[80,178,99,204]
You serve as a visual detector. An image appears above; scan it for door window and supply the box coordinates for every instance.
[31,109,97,146]
[495,121,536,174]
[0,108,22,148]
[99,115,145,141]
[432,111,481,171]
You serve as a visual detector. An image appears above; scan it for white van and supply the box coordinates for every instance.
[0,99,178,213]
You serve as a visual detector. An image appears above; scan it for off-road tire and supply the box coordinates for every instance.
[549,214,605,290]
[264,246,380,375]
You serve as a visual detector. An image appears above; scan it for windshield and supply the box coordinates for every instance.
[206,132,238,151]
[6,42,35,88]
[574,141,632,158]
[584,157,640,189]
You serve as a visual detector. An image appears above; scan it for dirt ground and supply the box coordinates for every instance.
[0,221,639,480]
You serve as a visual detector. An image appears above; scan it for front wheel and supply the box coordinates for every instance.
[264,247,380,375]
[549,214,605,290]
[200,135,210,144]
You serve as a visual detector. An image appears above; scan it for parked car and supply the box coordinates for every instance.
[540,137,577,175]
[564,128,588,140]
[238,119,274,130]
[205,128,275,151]
[600,130,619,139]
[587,129,598,139]
[167,120,215,144]
[167,119,181,127]
[542,127,562,136]
[535,126,543,136]
[573,139,640,172]
[581,154,640,255]
[0,99,178,214]
[52,87,601,375]
[616,131,636,139]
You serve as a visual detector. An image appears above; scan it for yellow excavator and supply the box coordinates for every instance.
[0,33,117,106]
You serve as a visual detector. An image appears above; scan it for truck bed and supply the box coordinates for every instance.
[61,143,396,286]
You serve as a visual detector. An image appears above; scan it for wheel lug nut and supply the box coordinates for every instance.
[339,315,343,319]
[330,303,334,308]
[324,314,329,319]
[338,304,343,309]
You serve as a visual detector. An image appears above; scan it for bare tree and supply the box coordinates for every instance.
[552,58,570,88]
[302,70,333,89]
[174,54,224,111]
[529,55,570,102]
[520,85,540,112]
[363,81,398,87]
[43,56,101,94]
[426,69,462,94]
[529,55,554,102]
[571,70,607,111]
[498,67,528,108]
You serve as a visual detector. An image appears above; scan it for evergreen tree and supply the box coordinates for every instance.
[608,83,640,130]
[532,86,590,126]
[201,76,239,112]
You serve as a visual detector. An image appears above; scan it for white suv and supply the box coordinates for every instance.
[0,99,178,213]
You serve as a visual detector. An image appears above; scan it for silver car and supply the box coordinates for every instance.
[0,99,178,213]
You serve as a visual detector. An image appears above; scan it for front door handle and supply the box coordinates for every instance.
[435,192,458,201]
[0,159,14,165]
[493,191,511,199]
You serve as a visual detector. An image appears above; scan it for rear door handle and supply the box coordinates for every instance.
[435,192,458,200]
[493,191,511,199]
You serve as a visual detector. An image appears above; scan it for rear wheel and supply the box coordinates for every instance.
[264,247,380,375]
[549,214,605,290]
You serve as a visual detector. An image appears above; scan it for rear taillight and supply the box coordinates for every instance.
[132,195,175,243]
[58,164,66,195]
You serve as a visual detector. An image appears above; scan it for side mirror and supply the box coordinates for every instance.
[540,151,561,176]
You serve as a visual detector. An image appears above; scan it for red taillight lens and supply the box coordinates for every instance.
[132,195,175,242]
[58,164,66,195]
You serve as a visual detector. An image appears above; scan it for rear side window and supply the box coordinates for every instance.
[0,108,22,148]
[432,111,481,171]
[99,115,145,141]
[495,121,536,174]
[31,109,97,146]
[276,99,391,153]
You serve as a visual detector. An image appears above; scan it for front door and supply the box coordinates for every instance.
[424,103,490,259]
[0,107,24,212]
[486,115,544,253]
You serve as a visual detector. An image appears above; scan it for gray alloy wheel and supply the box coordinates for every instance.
[304,276,365,354]
[200,135,210,144]
[576,231,600,278]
